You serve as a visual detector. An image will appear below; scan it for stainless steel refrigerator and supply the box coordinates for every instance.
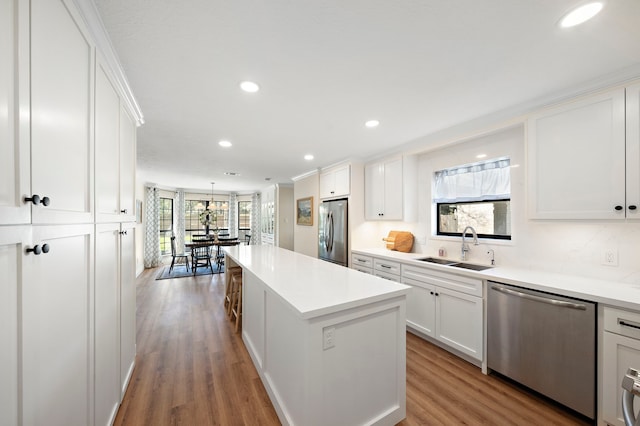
[318,198,348,266]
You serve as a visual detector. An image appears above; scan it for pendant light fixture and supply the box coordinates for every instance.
[207,182,216,211]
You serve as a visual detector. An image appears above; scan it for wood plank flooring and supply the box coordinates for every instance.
[114,266,591,426]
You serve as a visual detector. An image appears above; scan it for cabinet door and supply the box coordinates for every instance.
[119,106,137,222]
[527,88,626,219]
[120,222,136,397]
[31,0,94,224]
[602,332,640,426]
[95,63,121,223]
[402,277,436,338]
[319,171,335,199]
[95,223,121,426]
[382,157,403,220]
[0,226,30,426]
[626,82,640,218]
[0,0,30,225]
[364,162,384,219]
[435,288,483,361]
[333,166,350,197]
[22,224,94,426]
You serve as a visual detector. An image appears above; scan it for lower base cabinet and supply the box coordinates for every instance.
[602,306,640,426]
[402,265,483,361]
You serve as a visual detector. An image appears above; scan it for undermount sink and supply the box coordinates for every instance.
[416,257,457,265]
[415,257,493,271]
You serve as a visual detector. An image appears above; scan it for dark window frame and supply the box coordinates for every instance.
[436,198,512,240]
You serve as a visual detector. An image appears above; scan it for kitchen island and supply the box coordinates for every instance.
[224,245,410,426]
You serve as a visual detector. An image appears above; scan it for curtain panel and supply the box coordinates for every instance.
[144,186,162,268]
[434,157,510,203]
[174,189,186,247]
[228,193,238,238]
[250,192,261,245]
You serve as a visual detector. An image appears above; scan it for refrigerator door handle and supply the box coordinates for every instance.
[327,211,334,252]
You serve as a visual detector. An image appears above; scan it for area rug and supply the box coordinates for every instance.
[156,263,224,280]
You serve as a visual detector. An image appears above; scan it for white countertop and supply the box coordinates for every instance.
[224,245,409,319]
[353,248,640,312]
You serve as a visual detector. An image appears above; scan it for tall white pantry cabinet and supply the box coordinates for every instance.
[0,1,140,425]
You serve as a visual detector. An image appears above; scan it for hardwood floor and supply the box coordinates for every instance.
[114,266,591,426]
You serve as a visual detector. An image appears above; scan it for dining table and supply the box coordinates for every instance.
[185,237,241,274]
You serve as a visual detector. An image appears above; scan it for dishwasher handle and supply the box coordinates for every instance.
[490,284,587,311]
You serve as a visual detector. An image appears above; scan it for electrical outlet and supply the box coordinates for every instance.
[602,249,618,267]
[323,327,335,350]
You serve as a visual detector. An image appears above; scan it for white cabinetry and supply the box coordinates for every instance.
[261,184,293,249]
[373,258,401,281]
[401,264,483,361]
[22,224,94,426]
[30,0,94,225]
[95,62,137,223]
[320,164,350,199]
[0,1,139,424]
[365,157,403,220]
[527,85,640,219]
[351,253,373,274]
[95,223,121,426]
[0,227,29,426]
[120,222,137,398]
[0,0,30,225]
[601,306,640,426]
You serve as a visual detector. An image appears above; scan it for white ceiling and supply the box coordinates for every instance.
[94,0,640,194]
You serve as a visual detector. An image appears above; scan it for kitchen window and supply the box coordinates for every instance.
[238,200,251,230]
[434,157,511,240]
[159,197,173,254]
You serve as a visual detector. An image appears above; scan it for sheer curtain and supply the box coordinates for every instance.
[250,192,261,245]
[174,189,186,248]
[143,186,162,268]
[434,157,510,203]
[228,193,238,238]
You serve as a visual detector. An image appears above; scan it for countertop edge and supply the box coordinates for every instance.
[352,248,640,312]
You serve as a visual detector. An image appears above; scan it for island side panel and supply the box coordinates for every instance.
[242,269,266,370]
[262,293,407,426]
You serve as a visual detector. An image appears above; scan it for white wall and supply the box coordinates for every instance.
[356,123,640,284]
[293,172,319,257]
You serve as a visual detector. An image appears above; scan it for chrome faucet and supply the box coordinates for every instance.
[461,226,479,261]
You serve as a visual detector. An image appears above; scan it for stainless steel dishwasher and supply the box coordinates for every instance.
[488,281,596,420]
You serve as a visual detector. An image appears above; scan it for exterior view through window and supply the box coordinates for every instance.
[434,157,511,240]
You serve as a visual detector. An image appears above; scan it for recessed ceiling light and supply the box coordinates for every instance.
[559,2,604,28]
[219,140,232,147]
[365,120,380,128]
[240,81,260,93]
[304,154,314,161]
[476,154,487,159]
[224,172,240,176]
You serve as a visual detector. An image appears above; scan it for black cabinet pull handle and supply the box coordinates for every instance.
[26,243,49,255]
[615,205,624,211]
[24,194,50,206]
[629,205,637,211]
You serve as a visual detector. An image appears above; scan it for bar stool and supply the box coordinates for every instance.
[225,266,242,309]
[228,272,243,332]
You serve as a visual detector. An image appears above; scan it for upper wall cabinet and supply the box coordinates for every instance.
[0,0,30,225]
[365,157,403,220]
[95,60,137,223]
[31,0,94,224]
[319,164,350,199]
[527,85,640,219]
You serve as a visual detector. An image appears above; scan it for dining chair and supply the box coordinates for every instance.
[244,234,251,245]
[170,236,190,273]
[191,243,214,275]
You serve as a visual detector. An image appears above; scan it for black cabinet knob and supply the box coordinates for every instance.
[26,243,49,255]
[629,205,637,211]
[615,205,624,211]
[119,230,128,235]
[430,291,434,295]
[24,194,50,206]
[120,209,128,214]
